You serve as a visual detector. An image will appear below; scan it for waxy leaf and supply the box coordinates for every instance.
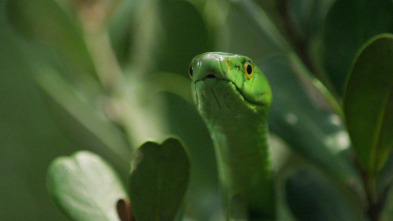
[344,34,393,175]
[323,0,393,93]
[47,151,127,221]
[129,138,190,221]
[261,56,360,186]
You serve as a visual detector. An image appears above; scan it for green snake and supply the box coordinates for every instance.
[189,52,275,220]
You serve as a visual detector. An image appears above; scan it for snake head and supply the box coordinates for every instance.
[189,52,272,118]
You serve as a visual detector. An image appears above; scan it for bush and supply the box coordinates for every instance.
[2,0,393,220]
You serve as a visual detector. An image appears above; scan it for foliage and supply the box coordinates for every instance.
[47,151,128,221]
[128,138,190,221]
[1,0,393,220]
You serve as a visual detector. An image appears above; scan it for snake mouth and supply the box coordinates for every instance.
[194,77,265,108]
[205,74,216,79]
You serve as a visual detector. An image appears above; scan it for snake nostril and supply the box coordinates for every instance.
[206,74,216,79]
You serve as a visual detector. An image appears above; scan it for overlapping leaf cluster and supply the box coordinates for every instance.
[3,0,393,220]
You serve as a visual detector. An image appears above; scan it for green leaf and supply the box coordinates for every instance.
[129,138,190,221]
[162,92,222,220]
[285,169,366,221]
[344,34,393,175]
[261,56,360,186]
[5,0,96,77]
[47,151,127,221]
[323,0,393,93]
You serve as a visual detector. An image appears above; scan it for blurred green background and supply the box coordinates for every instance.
[1,0,393,220]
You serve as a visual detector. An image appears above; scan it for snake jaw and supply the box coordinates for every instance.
[194,78,266,112]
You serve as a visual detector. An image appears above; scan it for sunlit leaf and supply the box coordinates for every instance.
[47,151,127,221]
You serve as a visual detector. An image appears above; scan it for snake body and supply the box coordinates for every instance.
[189,52,275,220]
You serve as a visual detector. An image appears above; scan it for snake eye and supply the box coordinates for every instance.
[189,65,194,79]
[244,61,254,80]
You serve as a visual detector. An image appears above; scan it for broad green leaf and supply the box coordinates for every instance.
[5,0,97,78]
[47,151,127,221]
[129,138,190,221]
[285,169,366,221]
[323,0,393,93]
[344,34,393,175]
[261,56,360,186]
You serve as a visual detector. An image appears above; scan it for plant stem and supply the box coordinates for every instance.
[365,175,378,220]
[84,29,123,91]
[362,173,390,221]
[77,3,168,148]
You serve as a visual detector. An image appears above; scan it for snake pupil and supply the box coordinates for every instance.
[189,66,193,78]
[247,64,252,75]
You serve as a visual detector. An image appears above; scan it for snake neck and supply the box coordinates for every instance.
[206,112,275,219]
